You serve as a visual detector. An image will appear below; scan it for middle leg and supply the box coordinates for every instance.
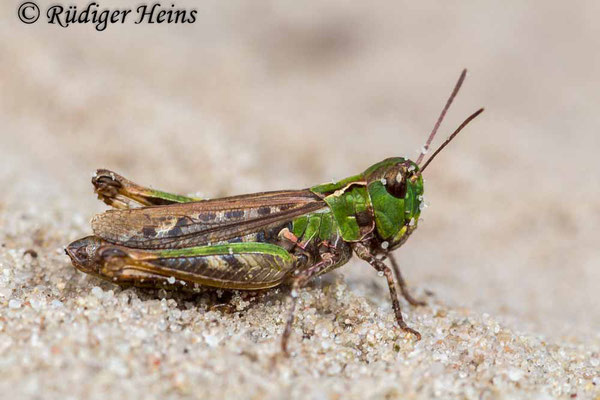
[281,252,338,354]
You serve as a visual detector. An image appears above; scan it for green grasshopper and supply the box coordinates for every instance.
[66,70,483,353]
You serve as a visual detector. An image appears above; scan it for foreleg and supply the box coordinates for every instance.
[353,243,421,340]
[388,253,426,306]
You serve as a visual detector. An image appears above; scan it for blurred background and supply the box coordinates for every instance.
[1,0,599,380]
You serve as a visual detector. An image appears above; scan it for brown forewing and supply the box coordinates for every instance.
[91,190,326,249]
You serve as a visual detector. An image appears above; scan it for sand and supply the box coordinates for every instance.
[1,1,599,399]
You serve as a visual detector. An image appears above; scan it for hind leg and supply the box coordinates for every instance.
[92,169,200,208]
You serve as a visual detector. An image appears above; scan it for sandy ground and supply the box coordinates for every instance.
[1,1,599,399]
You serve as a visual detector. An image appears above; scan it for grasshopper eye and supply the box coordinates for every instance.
[384,170,407,198]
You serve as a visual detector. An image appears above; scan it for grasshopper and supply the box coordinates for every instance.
[66,70,483,353]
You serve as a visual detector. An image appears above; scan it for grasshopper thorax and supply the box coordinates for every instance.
[364,157,424,251]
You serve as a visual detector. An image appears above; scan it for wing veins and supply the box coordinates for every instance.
[92,190,326,249]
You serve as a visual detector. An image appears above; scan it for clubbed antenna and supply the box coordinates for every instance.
[416,69,467,165]
[420,108,484,173]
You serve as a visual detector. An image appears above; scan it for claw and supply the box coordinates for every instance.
[404,293,427,307]
[280,336,291,357]
[403,326,422,341]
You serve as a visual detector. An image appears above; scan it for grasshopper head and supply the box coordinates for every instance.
[364,158,424,250]
[360,70,485,252]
